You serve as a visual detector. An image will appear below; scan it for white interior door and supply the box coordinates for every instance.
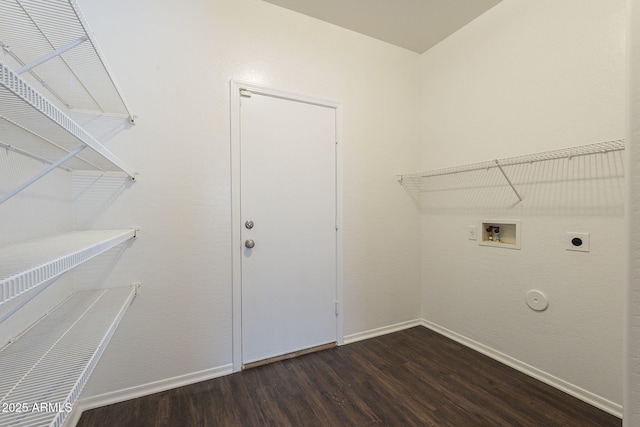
[238,88,337,365]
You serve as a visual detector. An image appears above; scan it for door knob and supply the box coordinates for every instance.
[245,239,255,249]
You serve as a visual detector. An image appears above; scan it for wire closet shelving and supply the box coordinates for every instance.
[0,2,139,425]
[0,286,137,427]
[398,139,625,204]
[0,0,137,206]
[0,229,136,307]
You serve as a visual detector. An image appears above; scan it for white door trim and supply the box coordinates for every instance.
[230,80,344,372]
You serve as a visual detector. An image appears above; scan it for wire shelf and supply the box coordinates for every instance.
[401,139,625,180]
[0,286,136,427]
[0,0,133,120]
[0,0,137,206]
[0,229,136,306]
[0,63,136,177]
[398,139,625,204]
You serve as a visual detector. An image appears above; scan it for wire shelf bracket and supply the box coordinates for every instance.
[494,160,523,203]
[0,145,86,206]
[398,139,625,204]
[16,36,88,75]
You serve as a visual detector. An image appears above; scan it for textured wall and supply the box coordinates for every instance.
[419,0,625,414]
[75,0,422,402]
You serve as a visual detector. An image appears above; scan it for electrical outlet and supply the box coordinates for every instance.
[468,226,477,240]
[566,232,589,252]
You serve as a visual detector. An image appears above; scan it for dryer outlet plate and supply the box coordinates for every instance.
[566,232,589,252]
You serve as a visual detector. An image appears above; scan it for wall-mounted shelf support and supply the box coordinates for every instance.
[0,141,72,171]
[494,160,523,203]
[16,36,88,75]
[0,146,85,206]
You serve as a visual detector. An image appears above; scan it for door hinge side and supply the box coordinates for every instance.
[335,301,339,316]
[335,216,341,230]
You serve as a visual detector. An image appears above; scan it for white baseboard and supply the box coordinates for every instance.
[68,364,233,426]
[343,318,423,344]
[420,319,623,419]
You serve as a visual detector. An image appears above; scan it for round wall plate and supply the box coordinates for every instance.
[525,290,548,311]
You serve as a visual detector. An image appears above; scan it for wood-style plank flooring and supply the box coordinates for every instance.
[77,327,621,426]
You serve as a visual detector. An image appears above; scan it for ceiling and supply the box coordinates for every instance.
[262,0,503,54]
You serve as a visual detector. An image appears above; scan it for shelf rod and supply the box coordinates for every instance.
[16,36,88,75]
[0,146,85,206]
[495,160,523,202]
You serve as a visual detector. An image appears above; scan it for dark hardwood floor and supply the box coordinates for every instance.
[77,327,621,426]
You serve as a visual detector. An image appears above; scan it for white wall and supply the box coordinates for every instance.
[419,0,625,415]
[75,0,422,403]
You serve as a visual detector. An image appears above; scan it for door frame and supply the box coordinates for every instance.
[230,80,344,372]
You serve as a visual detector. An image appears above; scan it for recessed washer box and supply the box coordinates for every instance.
[479,220,521,249]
